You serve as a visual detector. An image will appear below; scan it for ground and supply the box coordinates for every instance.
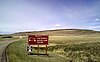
[6,35,100,62]
[0,40,16,62]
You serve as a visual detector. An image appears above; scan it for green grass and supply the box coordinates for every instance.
[6,40,67,62]
[6,35,100,62]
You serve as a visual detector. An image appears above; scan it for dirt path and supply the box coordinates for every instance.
[0,40,16,62]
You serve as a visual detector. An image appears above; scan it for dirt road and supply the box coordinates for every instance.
[0,40,16,62]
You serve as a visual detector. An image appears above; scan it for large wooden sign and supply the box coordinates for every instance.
[28,35,48,45]
[27,35,48,55]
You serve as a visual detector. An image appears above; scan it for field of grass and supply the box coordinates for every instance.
[49,36,100,44]
[6,35,100,62]
[0,35,19,41]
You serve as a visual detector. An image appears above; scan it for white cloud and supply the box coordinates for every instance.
[95,18,99,21]
[54,24,61,27]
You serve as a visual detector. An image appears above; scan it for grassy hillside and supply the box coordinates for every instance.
[12,29,100,36]
[6,35,100,62]
[6,29,100,62]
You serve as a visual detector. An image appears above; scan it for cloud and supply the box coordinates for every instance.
[54,24,61,27]
[95,18,99,21]
[1,0,100,34]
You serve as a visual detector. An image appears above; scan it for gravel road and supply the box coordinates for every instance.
[0,40,16,62]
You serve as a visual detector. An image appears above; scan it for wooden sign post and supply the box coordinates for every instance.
[37,45,39,55]
[28,35,48,55]
[45,45,48,55]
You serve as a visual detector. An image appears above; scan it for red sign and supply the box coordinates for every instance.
[28,35,48,45]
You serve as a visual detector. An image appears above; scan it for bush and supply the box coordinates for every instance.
[1,36,13,38]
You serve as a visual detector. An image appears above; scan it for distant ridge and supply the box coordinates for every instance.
[12,29,100,36]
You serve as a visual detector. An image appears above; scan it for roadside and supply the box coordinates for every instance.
[0,40,17,62]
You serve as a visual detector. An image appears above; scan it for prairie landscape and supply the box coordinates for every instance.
[1,0,100,62]
[4,29,100,62]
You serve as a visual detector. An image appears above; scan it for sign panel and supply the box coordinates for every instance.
[28,35,48,45]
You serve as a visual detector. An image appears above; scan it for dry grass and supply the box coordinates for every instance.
[6,35,100,62]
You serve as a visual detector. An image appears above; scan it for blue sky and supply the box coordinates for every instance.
[0,0,100,34]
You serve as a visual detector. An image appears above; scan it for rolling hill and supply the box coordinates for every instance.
[12,29,100,36]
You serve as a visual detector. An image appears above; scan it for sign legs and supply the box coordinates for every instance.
[36,45,48,56]
[45,45,48,55]
[37,45,39,55]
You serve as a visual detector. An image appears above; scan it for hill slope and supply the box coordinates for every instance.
[12,29,100,36]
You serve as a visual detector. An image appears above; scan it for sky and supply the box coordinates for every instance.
[0,0,100,34]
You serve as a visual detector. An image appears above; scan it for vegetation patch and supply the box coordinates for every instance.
[48,43,100,62]
[6,36,100,62]
[6,40,68,62]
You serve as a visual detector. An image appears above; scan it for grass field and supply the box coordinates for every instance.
[0,35,19,41]
[6,35,100,62]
